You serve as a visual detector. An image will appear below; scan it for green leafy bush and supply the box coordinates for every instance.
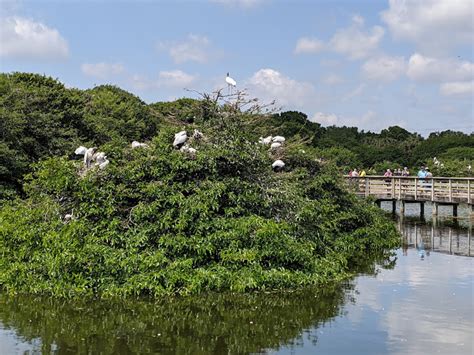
[0,104,399,297]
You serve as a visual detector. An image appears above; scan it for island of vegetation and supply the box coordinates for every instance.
[0,73,471,298]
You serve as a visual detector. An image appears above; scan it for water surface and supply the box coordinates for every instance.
[1,215,472,354]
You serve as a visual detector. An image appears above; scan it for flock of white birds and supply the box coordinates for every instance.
[73,73,287,174]
[259,135,286,171]
[74,146,110,170]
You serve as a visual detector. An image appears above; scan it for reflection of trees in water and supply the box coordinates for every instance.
[0,252,398,355]
[398,217,472,257]
[0,287,347,354]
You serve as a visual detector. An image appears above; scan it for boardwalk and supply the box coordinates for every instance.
[345,176,474,216]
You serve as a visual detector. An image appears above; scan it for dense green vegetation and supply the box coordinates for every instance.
[0,71,467,298]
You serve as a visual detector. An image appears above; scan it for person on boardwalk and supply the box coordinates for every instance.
[417,166,427,179]
[402,167,410,176]
[384,168,393,185]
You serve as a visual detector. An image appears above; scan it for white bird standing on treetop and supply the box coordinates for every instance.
[226,73,236,94]
[173,131,188,148]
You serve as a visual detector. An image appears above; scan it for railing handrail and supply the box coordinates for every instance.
[344,175,474,181]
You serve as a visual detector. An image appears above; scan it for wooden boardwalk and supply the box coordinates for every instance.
[345,176,474,216]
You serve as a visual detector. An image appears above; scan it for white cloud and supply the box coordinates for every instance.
[0,16,68,59]
[310,112,339,125]
[81,62,125,79]
[311,110,377,128]
[381,0,474,53]
[440,81,474,97]
[323,74,344,85]
[294,37,324,54]
[159,34,212,64]
[247,68,316,107]
[362,55,406,82]
[407,53,474,83]
[158,70,196,88]
[329,17,384,60]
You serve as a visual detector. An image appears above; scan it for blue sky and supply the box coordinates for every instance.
[1,0,473,135]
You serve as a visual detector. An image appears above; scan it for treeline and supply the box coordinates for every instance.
[1,72,472,198]
[260,111,473,176]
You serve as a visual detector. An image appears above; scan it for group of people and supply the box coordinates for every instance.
[348,166,434,178]
[383,167,410,177]
[348,168,366,177]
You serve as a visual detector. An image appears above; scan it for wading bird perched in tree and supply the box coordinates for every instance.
[258,136,272,145]
[131,141,149,149]
[272,159,285,172]
[74,146,87,155]
[84,147,97,168]
[226,73,236,94]
[74,146,109,170]
[173,131,188,148]
[272,136,285,143]
[270,142,282,150]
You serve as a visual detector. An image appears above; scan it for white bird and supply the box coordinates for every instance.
[99,159,110,169]
[226,72,236,94]
[75,146,87,155]
[173,131,188,148]
[64,213,73,222]
[258,136,273,145]
[272,136,285,143]
[226,73,236,87]
[270,142,282,150]
[180,145,197,155]
[132,141,149,149]
[93,152,107,165]
[272,160,285,171]
[84,147,96,168]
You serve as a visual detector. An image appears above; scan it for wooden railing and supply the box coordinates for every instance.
[345,176,473,204]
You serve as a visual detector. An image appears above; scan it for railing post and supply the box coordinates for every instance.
[468,179,471,204]
[414,178,418,200]
[449,179,452,202]
[365,177,369,197]
[431,179,435,201]
[391,178,395,198]
[398,178,401,200]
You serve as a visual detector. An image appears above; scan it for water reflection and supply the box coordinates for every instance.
[0,282,360,354]
[397,217,472,257]
[1,215,472,355]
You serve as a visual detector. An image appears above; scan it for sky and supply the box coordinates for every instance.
[1,0,473,135]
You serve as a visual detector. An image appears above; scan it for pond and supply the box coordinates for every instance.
[1,204,472,354]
